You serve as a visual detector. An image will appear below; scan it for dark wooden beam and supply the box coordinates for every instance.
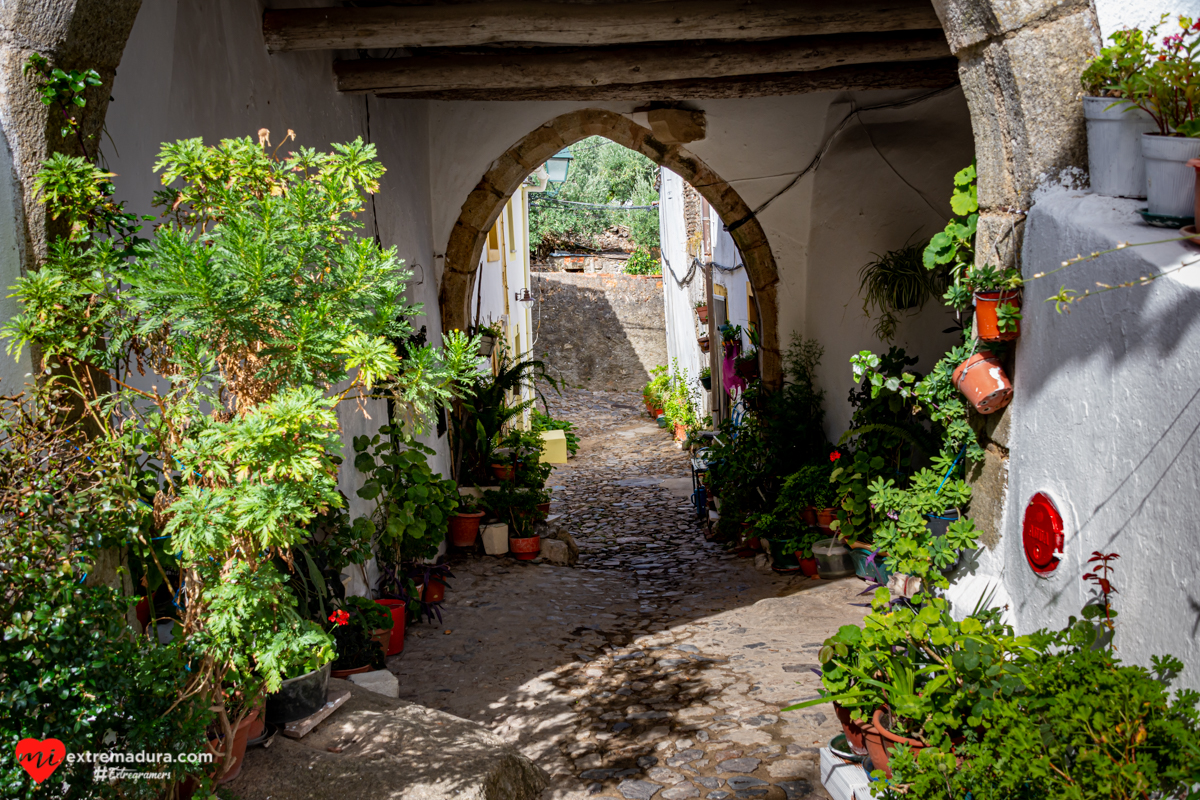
[373,60,960,101]
[335,32,952,95]
[265,0,943,53]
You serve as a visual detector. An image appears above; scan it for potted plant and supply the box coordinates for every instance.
[858,239,948,342]
[1112,15,1200,217]
[328,608,386,678]
[344,595,394,653]
[644,365,669,417]
[264,641,335,725]
[697,334,711,353]
[695,299,709,323]
[484,484,544,560]
[699,365,712,391]
[948,264,1022,342]
[951,349,1013,415]
[476,323,501,357]
[410,563,454,604]
[1080,27,1159,198]
[449,494,485,547]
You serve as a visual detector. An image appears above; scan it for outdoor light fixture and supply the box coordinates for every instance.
[544,147,573,185]
[514,288,535,308]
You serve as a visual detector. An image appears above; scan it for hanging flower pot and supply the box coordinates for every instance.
[478,334,497,358]
[696,304,709,324]
[735,356,759,380]
[697,335,710,353]
[953,351,1013,414]
[700,373,712,390]
[974,290,1021,341]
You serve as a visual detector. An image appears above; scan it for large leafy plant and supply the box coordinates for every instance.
[2,132,470,781]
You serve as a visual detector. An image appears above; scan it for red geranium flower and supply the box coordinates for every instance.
[329,609,350,626]
[829,451,841,462]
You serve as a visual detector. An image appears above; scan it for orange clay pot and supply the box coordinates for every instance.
[974,290,1021,342]
[952,351,1013,415]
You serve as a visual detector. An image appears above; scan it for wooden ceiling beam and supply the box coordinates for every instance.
[372,60,961,102]
[335,32,952,95]
[264,0,942,53]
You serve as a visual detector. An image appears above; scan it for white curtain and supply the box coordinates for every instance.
[658,169,707,409]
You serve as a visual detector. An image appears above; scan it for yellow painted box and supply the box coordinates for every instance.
[538,429,568,464]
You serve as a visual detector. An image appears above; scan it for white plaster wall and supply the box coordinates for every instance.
[427,90,974,438]
[1095,0,1200,40]
[103,0,444,592]
[986,189,1200,690]
[0,126,31,395]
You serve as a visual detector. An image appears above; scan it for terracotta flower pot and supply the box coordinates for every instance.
[974,290,1021,341]
[208,709,258,784]
[374,599,407,656]
[423,576,446,603]
[735,358,759,380]
[536,501,551,519]
[801,506,817,527]
[815,508,836,531]
[449,511,485,547]
[797,557,819,577]
[865,707,927,779]
[330,664,375,680]
[698,336,711,353]
[245,703,266,742]
[491,463,516,482]
[673,421,686,441]
[696,305,709,324]
[952,351,1013,415]
[509,535,541,560]
[833,703,867,755]
[371,627,392,653]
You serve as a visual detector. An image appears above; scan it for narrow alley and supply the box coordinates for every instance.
[390,389,868,800]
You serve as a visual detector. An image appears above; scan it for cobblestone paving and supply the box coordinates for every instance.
[387,388,868,800]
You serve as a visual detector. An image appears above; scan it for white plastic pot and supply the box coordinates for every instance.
[1142,133,1200,217]
[1083,97,1157,198]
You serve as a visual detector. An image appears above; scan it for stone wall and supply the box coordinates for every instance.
[531,272,666,392]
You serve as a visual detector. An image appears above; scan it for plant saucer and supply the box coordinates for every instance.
[1137,208,1195,228]
[829,734,865,762]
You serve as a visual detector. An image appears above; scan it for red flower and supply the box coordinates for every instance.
[328,609,350,627]
[829,452,841,462]
[1159,54,1168,61]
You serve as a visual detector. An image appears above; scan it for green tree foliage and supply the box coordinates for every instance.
[528,137,660,258]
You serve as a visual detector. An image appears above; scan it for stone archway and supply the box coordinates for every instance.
[437,109,785,388]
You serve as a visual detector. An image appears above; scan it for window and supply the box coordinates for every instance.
[487,220,501,262]
[747,283,759,332]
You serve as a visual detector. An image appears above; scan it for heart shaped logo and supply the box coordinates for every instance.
[15,738,66,784]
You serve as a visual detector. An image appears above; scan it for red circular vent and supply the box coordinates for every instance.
[1023,492,1064,574]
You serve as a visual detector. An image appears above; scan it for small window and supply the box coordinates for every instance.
[487,221,501,262]
[506,201,517,253]
[747,283,759,332]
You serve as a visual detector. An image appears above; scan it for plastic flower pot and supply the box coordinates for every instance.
[478,334,497,357]
[872,553,893,586]
[449,511,485,547]
[331,664,376,680]
[768,539,801,573]
[422,576,446,603]
[657,415,668,428]
[209,709,258,784]
[797,556,819,577]
[1083,97,1156,198]
[265,662,330,725]
[850,548,874,580]
[813,538,855,578]
[974,290,1021,341]
[374,599,407,656]
[491,463,516,482]
[952,351,1013,415]
[700,375,712,391]
[815,508,836,531]
[509,535,541,560]
[1143,133,1200,218]
[696,305,709,324]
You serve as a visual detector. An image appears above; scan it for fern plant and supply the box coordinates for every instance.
[859,239,948,342]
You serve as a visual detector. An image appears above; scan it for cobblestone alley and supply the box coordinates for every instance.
[388,389,868,800]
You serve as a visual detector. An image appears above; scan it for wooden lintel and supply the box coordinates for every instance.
[265,0,942,53]
[335,32,952,94]
[374,60,961,102]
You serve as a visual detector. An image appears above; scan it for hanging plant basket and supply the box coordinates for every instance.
[952,351,1013,414]
[697,335,710,353]
[696,305,709,324]
[478,334,497,357]
[735,357,759,380]
[700,374,712,391]
[974,290,1021,342]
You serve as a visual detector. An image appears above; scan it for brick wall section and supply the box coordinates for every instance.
[531,272,667,392]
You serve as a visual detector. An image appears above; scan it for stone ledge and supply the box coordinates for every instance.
[229,679,549,800]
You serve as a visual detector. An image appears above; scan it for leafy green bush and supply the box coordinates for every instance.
[662,360,702,431]
[643,365,669,411]
[625,246,661,275]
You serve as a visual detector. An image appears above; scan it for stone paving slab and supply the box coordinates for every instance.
[384,388,868,800]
